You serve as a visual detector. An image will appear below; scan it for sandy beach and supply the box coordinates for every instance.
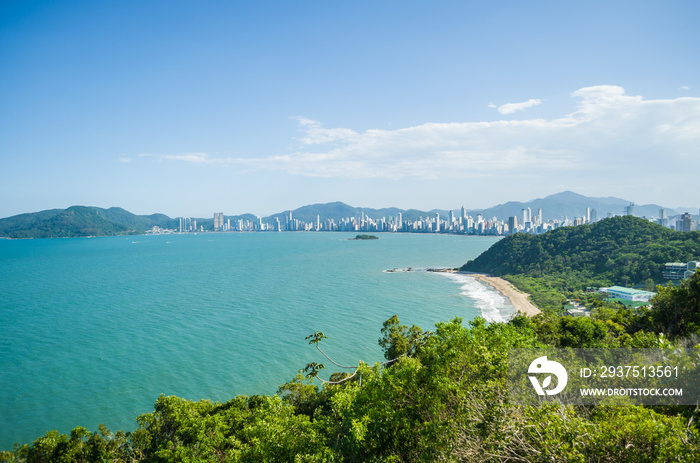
[463,272,541,317]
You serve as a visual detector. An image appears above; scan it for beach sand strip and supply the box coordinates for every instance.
[464,272,541,317]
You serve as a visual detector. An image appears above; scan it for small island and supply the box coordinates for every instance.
[351,234,379,240]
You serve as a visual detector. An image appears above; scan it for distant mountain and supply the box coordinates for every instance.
[466,191,681,222]
[1,191,695,239]
[0,206,178,239]
[264,201,444,225]
[263,191,686,226]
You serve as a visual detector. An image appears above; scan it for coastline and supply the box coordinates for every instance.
[463,272,541,317]
[426,268,541,317]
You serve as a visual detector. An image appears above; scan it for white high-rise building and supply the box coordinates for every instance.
[214,213,224,231]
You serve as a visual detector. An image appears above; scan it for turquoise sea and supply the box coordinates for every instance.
[0,232,513,450]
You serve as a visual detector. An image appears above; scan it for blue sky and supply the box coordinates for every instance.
[1,0,699,218]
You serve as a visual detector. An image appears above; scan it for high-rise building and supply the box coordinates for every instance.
[508,216,518,234]
[214,213,224,231]
[678,213,693,232]
[625,203,635,217]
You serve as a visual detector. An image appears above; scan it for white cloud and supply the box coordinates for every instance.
[293,117,358,145]
[143,86,700,189]
[493,98,542,114]
[138,152,240,166]
[159,153,212,164]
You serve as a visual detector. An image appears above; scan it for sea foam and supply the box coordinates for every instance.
[437,272,517,323]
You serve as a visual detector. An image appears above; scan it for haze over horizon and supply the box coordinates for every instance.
[2,1,699,219]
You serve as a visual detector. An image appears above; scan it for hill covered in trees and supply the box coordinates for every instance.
[462,216,700,310]
[0,206,178,239]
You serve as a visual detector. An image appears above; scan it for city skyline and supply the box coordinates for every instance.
[170,200,698,235]
[2,1,700,219]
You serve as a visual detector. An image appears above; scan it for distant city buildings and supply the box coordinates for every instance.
[213,213,224,231]
[677,213,694,232]
[171,205,698,235]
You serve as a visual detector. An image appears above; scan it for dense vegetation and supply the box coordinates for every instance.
[3,286,699,462]
[0,206,178,239]
[462,216,700,310]
[4,216,700,461]
[352,234,379,240]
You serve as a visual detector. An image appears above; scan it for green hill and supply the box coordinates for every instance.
[462,216,700,309]
[0,206,178,239]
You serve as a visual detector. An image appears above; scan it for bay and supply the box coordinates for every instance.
[0,232,511,449]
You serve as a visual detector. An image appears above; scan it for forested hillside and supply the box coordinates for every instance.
[462,216,700,309]
[0,206,178,239]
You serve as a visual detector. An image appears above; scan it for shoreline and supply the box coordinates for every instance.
[462,272,541,317]
[426,268,541,317]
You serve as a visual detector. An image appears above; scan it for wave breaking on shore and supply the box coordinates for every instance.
[439,272,517,322]
[384,267,520,322]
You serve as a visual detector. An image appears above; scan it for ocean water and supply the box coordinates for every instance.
[0,232,512,449]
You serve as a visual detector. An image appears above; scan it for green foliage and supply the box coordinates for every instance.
[502,274,568,311]
[464,216,700,283]
[6,314,700,462]
[462,216,700,311]
[131,394,329,462]
[377,314,425,361]
[352,234,379,240]
[648,270,700,337]
[0,206,179,238]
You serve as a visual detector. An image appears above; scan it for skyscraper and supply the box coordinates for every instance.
[508,216,518,234]
[213,213,224,231]
[679,213,693,232]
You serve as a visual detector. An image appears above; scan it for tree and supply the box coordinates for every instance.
[650,271,700,337]
[377,315,426,361]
